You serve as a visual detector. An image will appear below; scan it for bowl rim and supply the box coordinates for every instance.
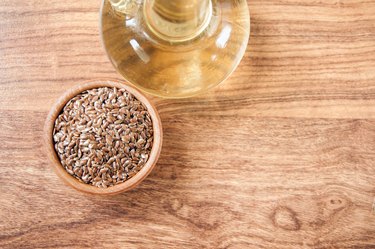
[43,79,163,195]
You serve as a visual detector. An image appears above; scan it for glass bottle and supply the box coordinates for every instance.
[100,0,250,98]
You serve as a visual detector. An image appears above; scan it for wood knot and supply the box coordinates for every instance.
[327,196,346,211]
[165,198,220,230]
[271,206,301,231]
[171,198,184,211]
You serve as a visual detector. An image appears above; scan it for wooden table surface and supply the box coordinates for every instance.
[1,0,375,248]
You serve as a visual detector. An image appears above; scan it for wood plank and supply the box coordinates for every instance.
[0,0,374,248]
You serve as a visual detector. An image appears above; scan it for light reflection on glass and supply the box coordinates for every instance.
[125,18,136,28]
[216,24,232,49]
[129,39,150,63]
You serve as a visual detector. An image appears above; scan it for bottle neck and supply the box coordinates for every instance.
[144,0,212,42]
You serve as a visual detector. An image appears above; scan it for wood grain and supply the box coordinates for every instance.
[1,0,375,248]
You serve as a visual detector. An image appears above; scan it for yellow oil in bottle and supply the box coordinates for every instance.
[101,0,250,98]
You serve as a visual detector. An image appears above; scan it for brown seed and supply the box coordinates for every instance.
[107,157,115,165]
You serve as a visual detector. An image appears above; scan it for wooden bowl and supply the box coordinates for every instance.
[44,79,163,195]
